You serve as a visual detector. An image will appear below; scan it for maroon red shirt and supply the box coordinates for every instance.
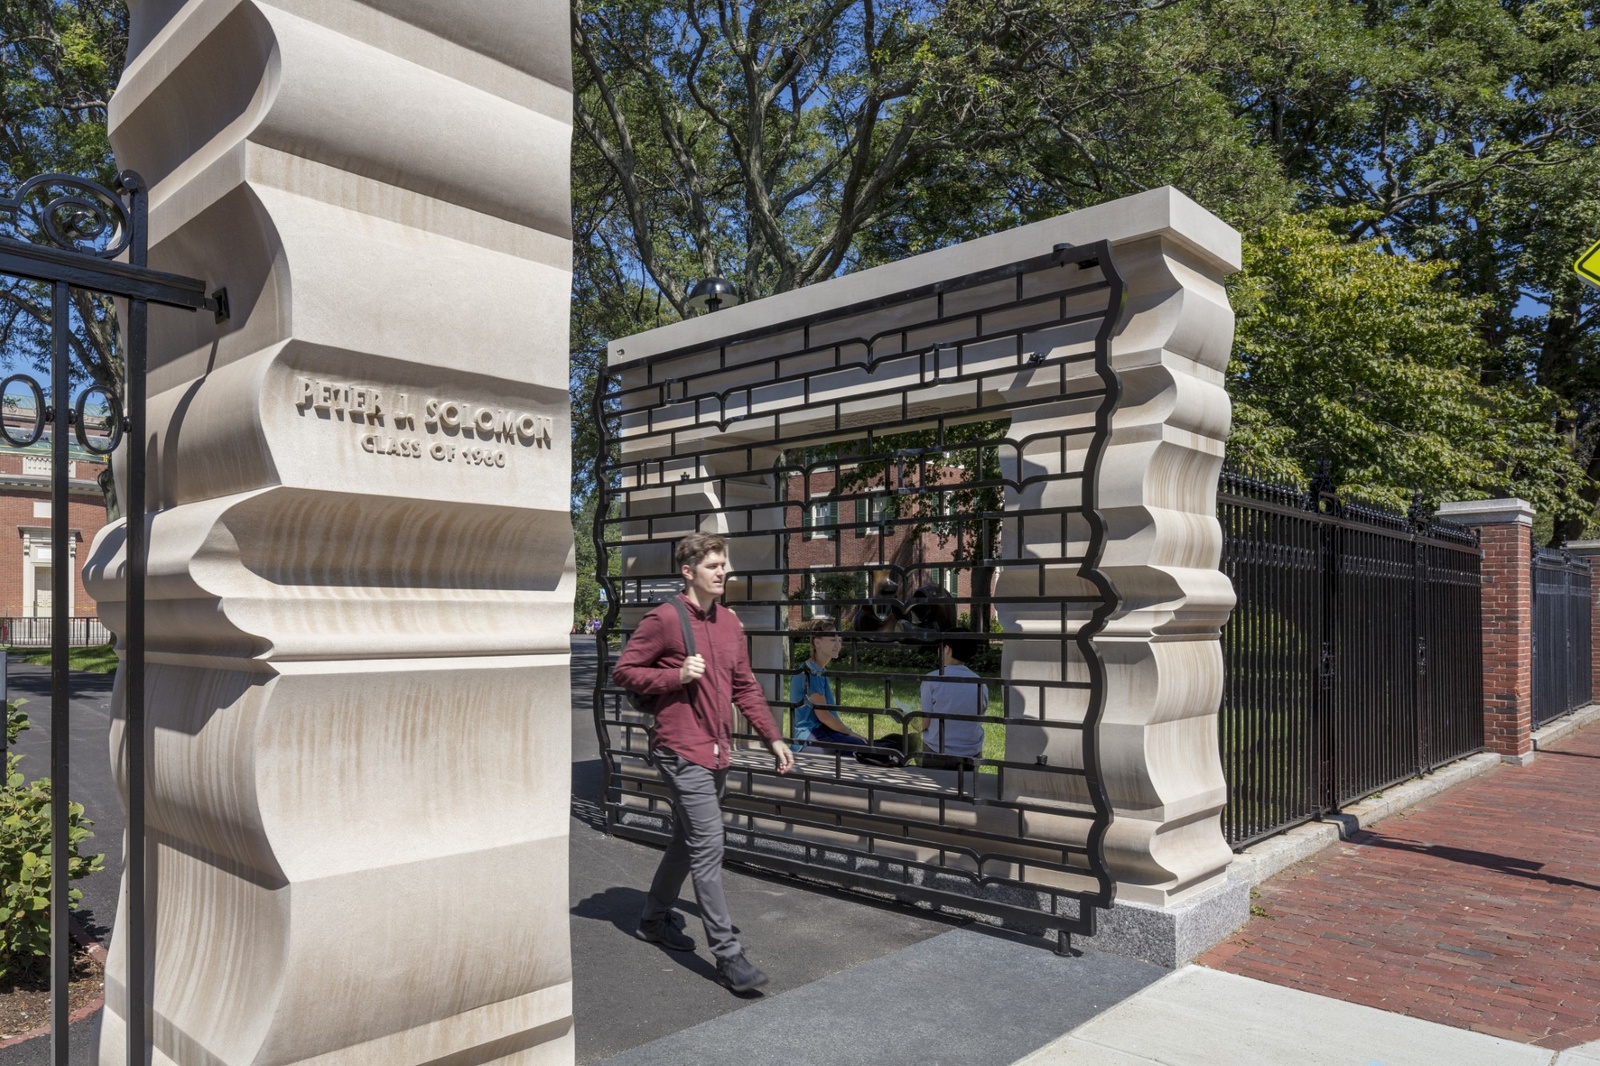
[611,594,783,769]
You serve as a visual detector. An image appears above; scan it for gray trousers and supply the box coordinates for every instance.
[642,750,741,960]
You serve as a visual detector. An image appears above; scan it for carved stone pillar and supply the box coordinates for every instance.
[996,196,1245,964]
[1083,215,1248,965]
[87,2,574,1063]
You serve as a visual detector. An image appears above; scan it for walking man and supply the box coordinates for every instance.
[611,532,794,991]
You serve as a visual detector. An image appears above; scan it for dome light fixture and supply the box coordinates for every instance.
[685,275,742,315]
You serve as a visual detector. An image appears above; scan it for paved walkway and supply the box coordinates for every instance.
[4,643,1596,1066]
[1016,965,1600,1066]
[1197,720,1600,1051]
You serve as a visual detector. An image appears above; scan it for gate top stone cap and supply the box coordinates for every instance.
[607,185,1240,367]
[1436,498,1535,527]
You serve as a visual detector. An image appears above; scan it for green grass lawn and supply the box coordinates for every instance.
[13,643,119,673]
[809,672,1008,769]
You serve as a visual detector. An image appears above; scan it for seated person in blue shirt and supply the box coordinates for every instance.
[788,618,867,751]
[918,627,989,771]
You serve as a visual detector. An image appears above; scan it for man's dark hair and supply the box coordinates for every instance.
[675,532,728,574]
[940,626,986,665]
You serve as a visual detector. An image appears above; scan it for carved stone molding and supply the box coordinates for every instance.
[88,2,574,1062]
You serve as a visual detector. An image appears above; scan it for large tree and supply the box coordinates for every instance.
[0,0,128,394]
[1199,0,1600,535]
[1226,210,1582,515]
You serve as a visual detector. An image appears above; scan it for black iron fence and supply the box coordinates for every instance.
[0,616,111,648]
[1531,547,1592,728]
[596,242,1125,944]
[1218,469,1484,849]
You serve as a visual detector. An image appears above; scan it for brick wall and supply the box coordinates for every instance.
[0,449,110,618]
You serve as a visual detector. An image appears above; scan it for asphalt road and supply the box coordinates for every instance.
[568,635,961,1063]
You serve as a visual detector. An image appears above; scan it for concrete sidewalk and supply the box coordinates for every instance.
[1016,966,1600,1066]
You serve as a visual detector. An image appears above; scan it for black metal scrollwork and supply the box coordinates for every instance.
[0,373,121,453]
[0,374,46,447]
[73,383,124,454]
[0,173,132,258]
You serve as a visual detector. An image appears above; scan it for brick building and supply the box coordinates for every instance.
[783,466,979,625]
[0,436,109,620]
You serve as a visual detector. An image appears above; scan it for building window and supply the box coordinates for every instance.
[804,496,838,540]
[856,494,891,536]
[802,570,867,620]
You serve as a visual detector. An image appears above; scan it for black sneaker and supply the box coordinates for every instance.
[637,916,695,952]
[716,952,769,992]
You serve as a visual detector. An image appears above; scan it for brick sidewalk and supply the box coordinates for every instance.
[1198,717,1600,1051]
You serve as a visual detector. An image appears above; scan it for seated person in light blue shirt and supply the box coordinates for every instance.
[918,627,988,770]
[788,618,867,751]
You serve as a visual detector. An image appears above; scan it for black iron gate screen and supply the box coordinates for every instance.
[596,243,1124,938]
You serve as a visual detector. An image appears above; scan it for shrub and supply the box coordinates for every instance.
[5,697,26,746]
[0,701,104,978]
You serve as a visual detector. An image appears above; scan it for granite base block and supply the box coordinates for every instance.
[1078,876,1251,969]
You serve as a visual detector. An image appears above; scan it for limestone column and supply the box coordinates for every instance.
[1074,211,1245,964]
[86,2,575,1063]
[1437,499,1536,764]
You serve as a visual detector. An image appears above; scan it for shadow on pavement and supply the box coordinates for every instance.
[1355,832,1600,892]
[571,886,739,990]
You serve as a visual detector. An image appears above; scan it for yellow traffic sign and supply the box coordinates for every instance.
[1577,237,1600,290]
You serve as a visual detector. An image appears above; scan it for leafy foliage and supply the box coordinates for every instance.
[5,697,27,746]
[572,0,1600,542]
[1228,211,1584,515]
[0,1,129,390]
[0,699,103,978]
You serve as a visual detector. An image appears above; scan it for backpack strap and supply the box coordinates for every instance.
[667,596,696,658]
[667,598,698,701]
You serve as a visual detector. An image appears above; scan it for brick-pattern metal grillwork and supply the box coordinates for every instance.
[595,242,1125,940]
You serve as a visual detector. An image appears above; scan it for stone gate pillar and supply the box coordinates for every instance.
[1077,198,1246,963]
[87,2,575,1063]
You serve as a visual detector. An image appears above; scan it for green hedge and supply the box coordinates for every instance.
[0,700,104,978]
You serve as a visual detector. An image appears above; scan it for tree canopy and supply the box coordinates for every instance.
[573,0,1600,553]
[0,0,127,392]
[3,0,1596,569]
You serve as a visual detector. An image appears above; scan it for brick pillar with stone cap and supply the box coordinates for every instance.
[1437,499,1536,765]
[1560,540,1600,708]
